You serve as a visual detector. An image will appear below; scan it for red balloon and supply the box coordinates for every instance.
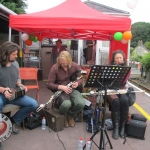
[37,35,43,41]
[123,31,132,41]
[25,39,32,46]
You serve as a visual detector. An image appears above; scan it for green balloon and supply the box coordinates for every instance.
[114,32,123,41]
[29,34,35,41]
[33,37,38,42]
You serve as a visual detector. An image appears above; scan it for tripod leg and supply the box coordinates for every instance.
[104,129,113,149]
[99,129,105,150]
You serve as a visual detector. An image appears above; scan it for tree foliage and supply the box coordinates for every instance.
[0,0,28,14]
[144,41,150,50]
[131,22,150,48]
[130,53,142,62]
[141,53,150,71]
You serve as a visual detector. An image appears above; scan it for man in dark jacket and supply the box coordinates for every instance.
[51,39,67,65]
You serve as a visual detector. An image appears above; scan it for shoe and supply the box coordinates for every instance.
[10,117,20,135]
[64,116,69,128]
[68,115,75,127]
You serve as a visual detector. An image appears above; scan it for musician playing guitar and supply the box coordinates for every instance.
[47,51,85,128]
[108,50,131,140]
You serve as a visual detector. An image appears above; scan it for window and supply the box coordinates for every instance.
[102,41,109,47]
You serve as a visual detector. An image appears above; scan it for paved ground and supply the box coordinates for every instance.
[1,80,150,150]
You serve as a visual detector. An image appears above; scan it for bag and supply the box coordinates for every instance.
[25,112,42,130]
[54,92,71,109]
[126,119,147,140]
[131,114,147,122]
[126,87,136,106]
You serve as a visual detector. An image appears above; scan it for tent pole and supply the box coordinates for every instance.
[19,32,23,67]
[96,40,101,65]
[127,40,130,66]
[78,40,83,65]
[39,42,41,69]
[8,27,12,41]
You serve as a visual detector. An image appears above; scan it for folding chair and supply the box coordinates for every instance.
[19,67,40,103]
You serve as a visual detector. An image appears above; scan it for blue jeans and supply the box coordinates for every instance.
[0,94,38,124]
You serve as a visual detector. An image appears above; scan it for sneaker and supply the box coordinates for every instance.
[68,115,75,127]
[10,117,20,135]
[64,116,69,128]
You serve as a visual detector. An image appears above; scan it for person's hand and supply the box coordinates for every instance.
[72,82,78,89]
[61,85,72,94]
[24,86,28,92]
[18,83,28,92]
[3,88,12,99]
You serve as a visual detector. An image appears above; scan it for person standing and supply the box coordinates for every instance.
[0,41,38,135]
[47,51,85,128]
[86,40,96,65]
[51,39,67,65]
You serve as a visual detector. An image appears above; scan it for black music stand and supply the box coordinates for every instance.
[83,65,131,150]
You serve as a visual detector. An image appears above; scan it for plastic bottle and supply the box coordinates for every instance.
[77,138,83,150]
[41,116,46,130]
[86,138,91,150]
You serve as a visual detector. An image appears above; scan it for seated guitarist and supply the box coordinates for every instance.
[47,51,85,128]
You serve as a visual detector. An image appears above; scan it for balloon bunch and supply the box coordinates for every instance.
[113,31,132,44]
[21,33,43,46]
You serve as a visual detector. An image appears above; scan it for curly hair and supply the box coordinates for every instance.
[0,41,20,66]
[110,50,127,66]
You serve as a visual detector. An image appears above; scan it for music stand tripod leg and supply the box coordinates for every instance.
[83,91,113,150]
[99,87,113,150]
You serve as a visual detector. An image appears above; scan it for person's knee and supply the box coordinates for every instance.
[60,100,72,109]
[27,97,38,109]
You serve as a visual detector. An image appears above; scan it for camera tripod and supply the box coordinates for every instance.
[83,65,131,150]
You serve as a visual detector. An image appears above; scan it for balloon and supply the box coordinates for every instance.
[21,33,28,41]
[37,35,43,41]
[126,0,138,9]
[123,31,132,40]
[33,37,38,42]
[29,34,35,41]
[25,39,32,46]
[114,32,123,41]
[121,39,128,44]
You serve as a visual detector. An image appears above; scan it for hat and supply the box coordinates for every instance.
[56,39,62,43]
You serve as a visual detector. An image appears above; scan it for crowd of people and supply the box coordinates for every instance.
[0,39,131,150]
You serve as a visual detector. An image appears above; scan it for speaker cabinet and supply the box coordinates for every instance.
[70,40,78,50]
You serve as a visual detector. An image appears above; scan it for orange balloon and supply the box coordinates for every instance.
[25,39,32,46]
[123,31,132,40]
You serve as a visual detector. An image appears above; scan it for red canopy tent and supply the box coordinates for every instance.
[9,0,131,60]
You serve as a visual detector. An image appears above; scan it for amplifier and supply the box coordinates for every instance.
[43,108,64,132]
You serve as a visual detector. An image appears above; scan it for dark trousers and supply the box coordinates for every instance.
[111,94,129,112]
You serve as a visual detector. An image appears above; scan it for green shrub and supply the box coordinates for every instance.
[141,53,150,71]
